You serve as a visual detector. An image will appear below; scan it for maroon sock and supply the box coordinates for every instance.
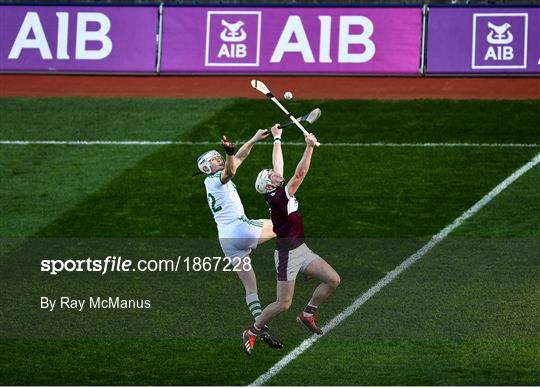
[249,325,261,336]
[303,304,318,317]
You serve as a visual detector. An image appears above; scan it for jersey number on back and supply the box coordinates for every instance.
[207,193,222,214]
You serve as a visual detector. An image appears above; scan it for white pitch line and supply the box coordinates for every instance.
[251,152,540,387]
[0,140,214,146]
[0,140,538,148]
[317,142,540,148]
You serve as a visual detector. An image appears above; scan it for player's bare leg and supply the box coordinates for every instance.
[243,280,293,355]
[254,280,296,329]
[235,262,258,295]
[303,257,340,305]
[297,258,340,334]
[257,219,276,244]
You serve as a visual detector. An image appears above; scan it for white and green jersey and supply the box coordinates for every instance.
[204,171,245,229]
[204,171,264,258]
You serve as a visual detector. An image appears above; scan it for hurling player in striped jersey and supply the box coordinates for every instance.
[242,124,340,356]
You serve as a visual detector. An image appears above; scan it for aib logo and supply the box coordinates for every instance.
[485,21,513,61]
[218,20,247,58]
[472,13,528,69]
[205,11,261,66]
[220,20,247,43]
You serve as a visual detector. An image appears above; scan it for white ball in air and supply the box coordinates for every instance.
[284,91,293,100]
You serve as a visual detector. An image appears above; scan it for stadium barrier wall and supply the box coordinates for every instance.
[426,7,540,74]
[0,5,158,72]
[0,4,539,75]
[159,6,422,74]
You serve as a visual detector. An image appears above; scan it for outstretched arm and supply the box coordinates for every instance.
[233,129,269,169]
[220,130,269,184]
[270,124,284,176]
[286,133,318,196]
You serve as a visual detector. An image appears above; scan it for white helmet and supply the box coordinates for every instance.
[197,150,223,175]
[255,169,276,194]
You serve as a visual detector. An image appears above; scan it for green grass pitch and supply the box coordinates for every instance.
[0,98,539,385]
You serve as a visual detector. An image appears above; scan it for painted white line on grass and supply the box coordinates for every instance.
[317,142,540,148]
[0,140,214,146]
[251,152,540,387]
[0,140,538,148]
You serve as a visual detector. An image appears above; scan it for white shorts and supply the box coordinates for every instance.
[219,216,264,263]
[274,243,319,281]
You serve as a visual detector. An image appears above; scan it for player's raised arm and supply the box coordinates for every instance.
[270,124,284,176]
[233,129,270,169]
[286,133,317,196]
[220,136,236,184]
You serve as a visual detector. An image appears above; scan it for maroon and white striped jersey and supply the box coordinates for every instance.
[265,186,305,251]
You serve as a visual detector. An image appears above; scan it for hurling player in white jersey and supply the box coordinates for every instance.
[197,129,282,350]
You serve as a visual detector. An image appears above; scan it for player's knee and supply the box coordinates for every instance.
[328,273,340,289]
[277,299,292,312]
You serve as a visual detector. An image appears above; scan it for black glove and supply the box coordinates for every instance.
[221,135,235,156]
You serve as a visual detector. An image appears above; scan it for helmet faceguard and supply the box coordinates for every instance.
[197,150,223,175]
